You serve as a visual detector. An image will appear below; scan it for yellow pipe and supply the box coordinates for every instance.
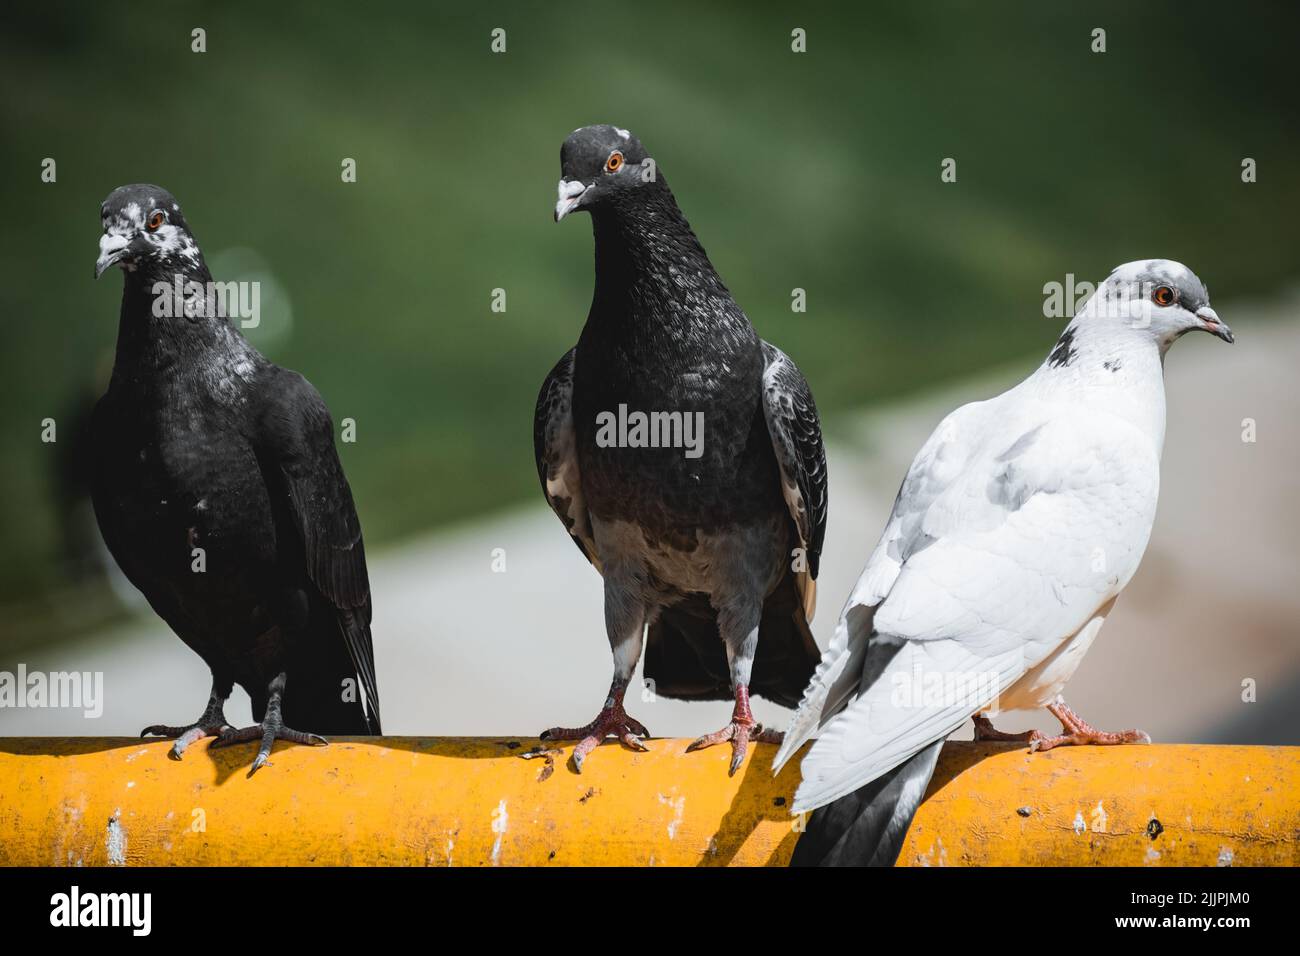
[0,738,1295,866]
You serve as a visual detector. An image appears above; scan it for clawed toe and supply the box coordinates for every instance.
[685,725,735,752]
[570,734,601,773]
[540,725,590,742]
[620,732,649,752]
[973,716,1043,745]
[208,725,262,748]
[141,719,231,759]
[686,685,776,776]
[687,720,766,776]
[1031,727,1150,753]
[210,721,328,776]
[1030,700,1151,753]
[141,724,189,738]
[539,686,650,773]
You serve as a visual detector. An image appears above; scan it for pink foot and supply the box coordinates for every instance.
[1030,700,1151,753]
[973,714,1043,744]
[685,684,782,776]
[540,681,650,772]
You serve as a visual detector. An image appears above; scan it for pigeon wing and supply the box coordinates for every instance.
[252,367,381,733]
[773,398,986,771]
[760,341,828,619]
[534,348,599,569]
[782,397,1160,810]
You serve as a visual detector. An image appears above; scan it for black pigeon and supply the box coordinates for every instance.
[90,184,380,774]
[535,126,827,775]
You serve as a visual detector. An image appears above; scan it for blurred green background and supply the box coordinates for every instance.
[2,1,1298,650]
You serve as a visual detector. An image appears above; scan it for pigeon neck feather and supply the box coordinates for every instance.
[1032,318,1167,451]
[110,265,262,394]
[588,189,733,325]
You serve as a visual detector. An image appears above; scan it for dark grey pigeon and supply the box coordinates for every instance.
[91,184,380,775]
[535,126,827,775]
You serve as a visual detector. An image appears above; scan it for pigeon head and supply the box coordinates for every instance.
[554,124,658,222]
[1084,259,1233,347]
[95,184,204,281]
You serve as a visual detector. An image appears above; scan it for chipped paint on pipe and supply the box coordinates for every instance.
[0,739,1295,866]
[899,742,1300,866]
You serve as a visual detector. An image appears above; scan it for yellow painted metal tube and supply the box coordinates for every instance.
[0,738,1296,866]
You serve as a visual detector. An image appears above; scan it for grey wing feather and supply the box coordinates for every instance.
[534,348,599,568]
[760,341,828,600]
[255,369,381,733]
[790,740,943,866]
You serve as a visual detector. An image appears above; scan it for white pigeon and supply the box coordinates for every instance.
[774,260,1233,848]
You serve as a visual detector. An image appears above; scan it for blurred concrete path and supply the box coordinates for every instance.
[4,298,1297,745]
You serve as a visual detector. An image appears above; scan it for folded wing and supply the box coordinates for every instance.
[534,348,599,569]
[760,341,829,619]
[253,368,381,734]
[779,393,1159,813]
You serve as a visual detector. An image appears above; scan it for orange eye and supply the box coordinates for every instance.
[605,151,624,173]
[147,211,166,231]
[1152,285,1175,307]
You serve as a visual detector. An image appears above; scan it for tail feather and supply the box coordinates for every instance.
[773,602,877,771]
[790,739,942,867]
[643,598,731,702]
[644,574,820,709]
[281,607,381,735]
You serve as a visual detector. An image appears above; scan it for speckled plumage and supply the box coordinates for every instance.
[535,127,828,719]
[90,185,379,763]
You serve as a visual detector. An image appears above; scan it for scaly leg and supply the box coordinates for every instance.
[540,576,650,772]
[141,674,234,759]
[686,604,781,776]
[540,677,650,771]
[209,672,326,776]
[972,713,1042,744]
[1031,698,1151,752]
[686,683,783,776]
